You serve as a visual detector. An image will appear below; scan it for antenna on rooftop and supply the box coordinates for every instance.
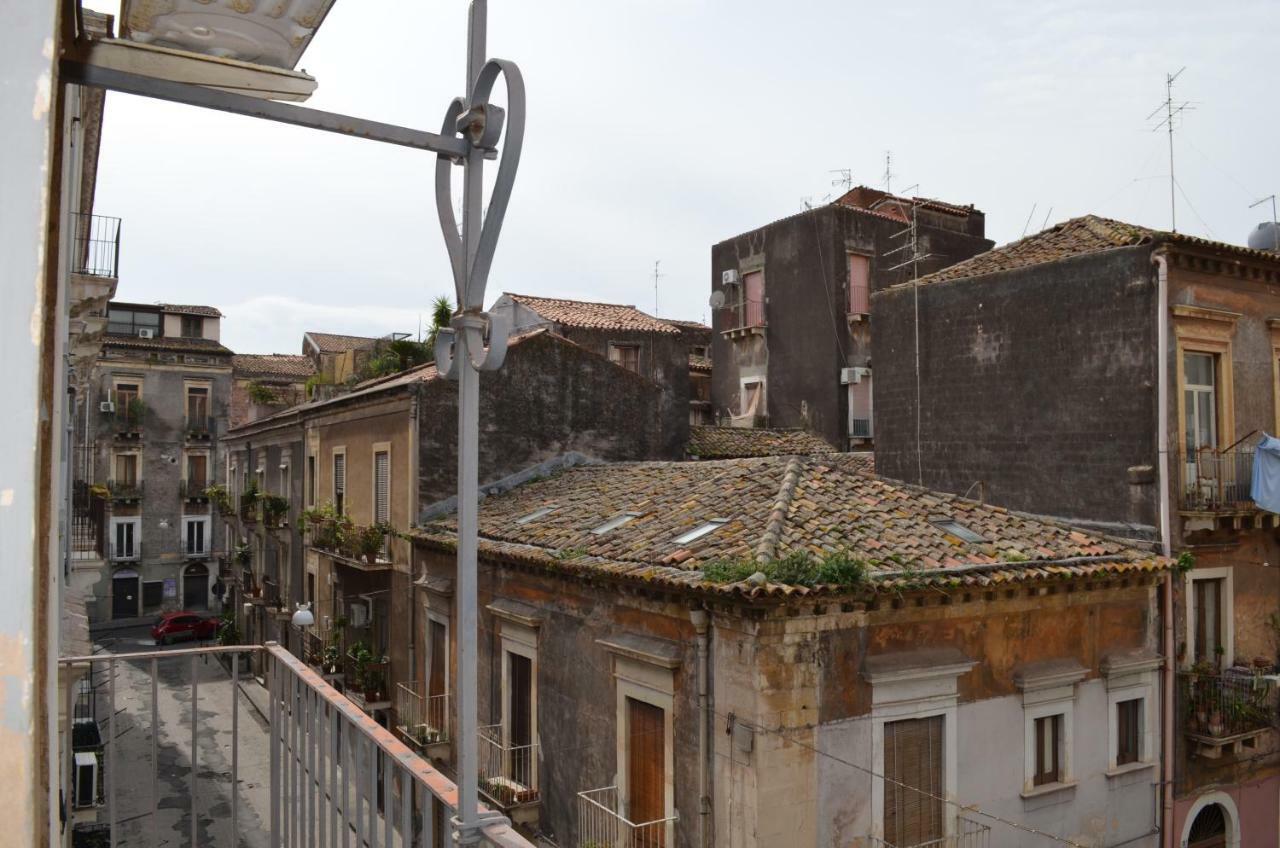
[883,151,894,194]
[1021,203,1038,238]
[830,168,854,193]
[885,185,936,281]
[1147,67,1194,232]
[653,260,663,316]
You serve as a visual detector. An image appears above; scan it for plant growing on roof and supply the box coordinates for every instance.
[304,372,332,399]
[246,380,280,405]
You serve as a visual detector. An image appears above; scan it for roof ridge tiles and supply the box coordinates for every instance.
[754,456,805,564]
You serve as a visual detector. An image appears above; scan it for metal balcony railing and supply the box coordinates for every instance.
[106,478,144,500]
[108,542,140,562]
[71,212,121,278]
[179,479,209,500]
[1179,447,1255,512]
[344,650,391,708]
[577,785,676,848]
[478,724,539,807]
[1179,670,1279,740]
[56,643,534,848]
[395,681,452,748]
[185,415,213,438]
[184,539,211,559]
[863,816,993,848]
[849,280,870,317]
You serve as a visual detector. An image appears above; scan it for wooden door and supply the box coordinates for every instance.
[883,715,944,847]
[627,697,666,843]
[507,652,533,786]
[427,620,447,730]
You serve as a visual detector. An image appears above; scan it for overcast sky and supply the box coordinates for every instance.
[84,0,1279,355]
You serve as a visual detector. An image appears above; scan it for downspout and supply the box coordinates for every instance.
[1155,251,1174,846]
[408,392,420,679]
[690,607,712,848]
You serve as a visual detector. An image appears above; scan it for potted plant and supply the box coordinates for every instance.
[125,397,147,428]
[260,494,289,528]
[204,484,233,514]
[355,524,388,564]
[321,643,341,675]
[239,482,260,523]
[362,659,387,702]
[233,543,252,568]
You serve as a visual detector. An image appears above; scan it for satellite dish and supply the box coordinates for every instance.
[709,290,726,309]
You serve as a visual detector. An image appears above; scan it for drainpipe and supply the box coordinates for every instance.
[1155,251,1175,846]
[690,607,712,848]
[408,393,420,680]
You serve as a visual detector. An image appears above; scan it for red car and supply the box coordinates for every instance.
[151,611,217,645]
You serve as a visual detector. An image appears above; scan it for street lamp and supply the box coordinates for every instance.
[290,602,315,629]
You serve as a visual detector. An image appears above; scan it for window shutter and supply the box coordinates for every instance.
[374,451,390,525]
[627,697,666,837]
[884,715,943,846]
[334,454,345,494]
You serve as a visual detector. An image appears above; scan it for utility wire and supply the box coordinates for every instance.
[714,708,1092,847]
[1173,178,1215,238]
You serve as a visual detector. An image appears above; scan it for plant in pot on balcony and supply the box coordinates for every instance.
[260,494,289,528]
[362,659,387,703]
[355,524,389,565]
[204,484,233,514]
[239,482,260,522]
[124,397,147,428]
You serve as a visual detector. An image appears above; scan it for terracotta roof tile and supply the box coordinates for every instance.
[232,354,316,380]
[689,354,713,372]
[158,303,222,317]
[687,426,835,459]
[507,293,680,335]
[305,331,380,353]
[102,334,232,355]
[412,456,1166,601]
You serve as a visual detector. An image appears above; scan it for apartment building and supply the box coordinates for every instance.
[86,301,233,622]
[406,454,1168,847]
[873,215,1280,845]
[709,187,992,450]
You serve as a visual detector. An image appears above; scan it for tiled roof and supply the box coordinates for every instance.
[233,354,316,380]
[689,354,712,372]
[687,426,834,459]
[411,456,1166,600]
[159,303,222,317]
[902,215,1280,289]
[305,331,380,353]
[506,293,680,335]
[102,334,232,355]
[662,318,712,331]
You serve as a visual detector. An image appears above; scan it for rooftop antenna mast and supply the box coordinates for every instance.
[883,150,894,194]
[1147,67,1193,232]
[653,260,663,316]
[830,168,854,194]
[1252,195,1279,250]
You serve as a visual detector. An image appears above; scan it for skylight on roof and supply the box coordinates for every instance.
[591,512,640,535]
[930,518,986,543]
[515,506,556,525]
[673,519,728,545]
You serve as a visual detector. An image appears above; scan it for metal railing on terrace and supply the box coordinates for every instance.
[71,212,121,278]
[862,816,992,848]
[57,642,534,848]
[106,478,144,501]
[1178,669,1279,740]
[395,682,451,749]
[478,724,538,808]
[1179,447,1255,512]
[576,785,676,848]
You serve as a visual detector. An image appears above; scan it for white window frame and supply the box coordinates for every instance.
[1016,664,1084,798]
[1184,566,1235,669]
[1102,654,1160,777]
[864,653,974,841]
[182,515,211,556]
[739,376,765,418]
[604,645,676,843]
[110,517,141,560]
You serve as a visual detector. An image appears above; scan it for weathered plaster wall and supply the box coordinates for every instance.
[872,246,1159,526]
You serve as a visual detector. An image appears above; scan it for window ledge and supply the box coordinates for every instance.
[1105,761,1155,779]
[1020,780,1077,800]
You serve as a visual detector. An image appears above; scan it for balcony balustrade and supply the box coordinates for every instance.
[395,681,452,754]
[1179,447,1255,513]
[71,212,121,279]
[478,724,539,814]
[576,785,676,848]
[343,649,391,711]
[106,478,144,502]
[1179,669,1279,758]
[861,816,993,848]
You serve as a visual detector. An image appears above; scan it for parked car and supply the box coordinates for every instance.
[151,611,217,645]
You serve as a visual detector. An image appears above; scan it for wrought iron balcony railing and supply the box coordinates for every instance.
[395,681,452,749]
[1179,447,1255,512]
[1179,669,1278,742]
[106,478,143,501]
[71,212,121,279]
[478,724,539,808]
[862,815,993,848]
[577,785,676,848]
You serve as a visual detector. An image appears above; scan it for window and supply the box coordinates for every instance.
[740,379,764,418]
[306,456,316,507]
[180,315,203,338]
[186,453,208,489]
[848,253,871,316]
[1033,714,1062,786]
[690,345,708,358]
[627,697,666,839]
[609,344,641,373]
[1184,352,1218,452]
[427,616,449,731]
[883,716,944,846]
[280,461,291,500]
[184,517,209,556]
[333,451,346,515]
[374,449,390,525]
[507,650,535,784]
[114,381,141,427]
[928,518,986,544]
[591,513,639,535]
[515,506,555,525]
[306,572,315,606]
[742,270,765,328]
[106,308,161,337]
[111,518,139,560]
[1194,577,1225,665]
[1116,699,1142,766]
[185,386,209,430]
[114,453,138,486]
[849,373,873,439]
[673,519,727,545]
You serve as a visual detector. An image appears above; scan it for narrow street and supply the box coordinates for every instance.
[89,626,272,848]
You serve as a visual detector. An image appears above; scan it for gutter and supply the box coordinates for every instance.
[690,608,712,848]
[1154,251,1175,846]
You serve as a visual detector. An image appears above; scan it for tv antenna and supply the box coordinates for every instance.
[830,168,854,193]
[653,260,663,316]
[1147,67,1194,232]
[1252,195,1279,250]
[883,151,894,194]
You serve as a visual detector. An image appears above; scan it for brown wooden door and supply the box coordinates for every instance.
[507,652,533,787]
[428,621,447,698]
[883,715,944,847]
[627,697,666,844]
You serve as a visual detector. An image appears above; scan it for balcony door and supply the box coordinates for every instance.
[627,697,666,840]
[884,715,944,847]
[1184,352,1218,453]
[427,619,448,730]
[1194,577,1225,666]
[508,651,533,783]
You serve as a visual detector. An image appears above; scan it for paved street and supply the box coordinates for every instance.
[89,626,272,848]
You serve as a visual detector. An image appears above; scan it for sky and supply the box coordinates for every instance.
[84,0,1280,355]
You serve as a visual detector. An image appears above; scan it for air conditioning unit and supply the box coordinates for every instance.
[349,601,370,628]
[138,329,154,339]
[73,752,98,809]
[99,401,115,413]
[841,367,871,385]
[721,269,740,286]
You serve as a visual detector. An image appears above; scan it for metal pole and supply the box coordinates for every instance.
[191,654,199,847]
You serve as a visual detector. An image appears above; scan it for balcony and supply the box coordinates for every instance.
[861,816,992,848]
[71,212,121,279]
[112,407,145,439]
[108,542,140,563]
[720,297,767,340]
[106,478,143,503]
[179,479,210,503]
[1179,447,1255,514]
[1179,669,1279,758]
[577,785,676,848]
[239,495,259,525]
[184,539,212,560]
[395,681,452,759]
[185,415,213,441]
[478,724,539,824]
[56,643,533,848]
[344,647,391,712]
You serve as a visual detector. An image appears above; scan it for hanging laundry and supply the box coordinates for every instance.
[1250,433,1280,514]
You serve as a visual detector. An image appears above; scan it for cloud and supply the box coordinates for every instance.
[219,296,428,354]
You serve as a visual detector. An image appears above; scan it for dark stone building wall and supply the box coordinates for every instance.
[871,245,1160,526]
[709,203,993,448]
[417,332,679,508]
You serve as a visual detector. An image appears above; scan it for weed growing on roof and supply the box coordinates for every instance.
[699,550,867,588]
[1173,550,1195,576]
[1001,550,1030,563]
[553,547,587,560]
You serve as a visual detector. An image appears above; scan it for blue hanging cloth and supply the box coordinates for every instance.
[1251,433,1280,514]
